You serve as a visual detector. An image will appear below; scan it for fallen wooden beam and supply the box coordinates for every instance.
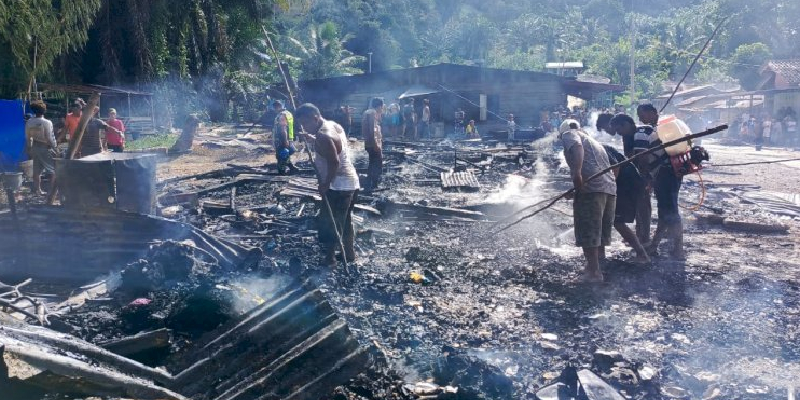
[1,335,184,400]
[2,326,173,385]
[379,200,487,221]
[99,328,172,357]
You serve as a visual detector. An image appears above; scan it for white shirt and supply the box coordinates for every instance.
[26,117,56,148]
[314,120,360,191]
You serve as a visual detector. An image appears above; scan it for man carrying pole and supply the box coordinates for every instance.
[295,104,360,267]
[634,104,685,260]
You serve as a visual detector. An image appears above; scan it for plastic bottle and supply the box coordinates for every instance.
[657,115,692,156]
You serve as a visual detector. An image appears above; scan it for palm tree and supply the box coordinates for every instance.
[282,22,365,80]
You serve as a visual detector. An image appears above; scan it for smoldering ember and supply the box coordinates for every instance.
[1,2,800,400]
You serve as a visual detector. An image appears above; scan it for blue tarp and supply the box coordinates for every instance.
[0,100,26,170]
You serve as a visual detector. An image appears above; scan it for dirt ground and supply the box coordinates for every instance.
[4,128,800,399]
[115,133,800,398]
[154,125,275,182]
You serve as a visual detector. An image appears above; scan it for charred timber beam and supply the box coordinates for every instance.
[2,326,173,385]
[99,328,172,358]
[1,337,185,400]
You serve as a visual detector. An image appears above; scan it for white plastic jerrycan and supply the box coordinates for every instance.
[657,115,692,156]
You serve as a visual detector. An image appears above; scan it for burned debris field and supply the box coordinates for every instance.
[1,127,799,400]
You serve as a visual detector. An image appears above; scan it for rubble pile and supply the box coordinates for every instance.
[2,136,800,399]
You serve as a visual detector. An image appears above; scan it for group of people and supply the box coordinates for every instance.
[729,108,798,149]
[24,99,127,196]
[378,98,431,140]
[275,99,691,277]
[560,104,685,283]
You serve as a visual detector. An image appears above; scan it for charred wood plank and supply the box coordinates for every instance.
[99,328,172,358]
[2,326,173,385]
[1,335,183,399]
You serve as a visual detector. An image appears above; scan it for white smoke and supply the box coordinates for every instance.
[223,274,292,314]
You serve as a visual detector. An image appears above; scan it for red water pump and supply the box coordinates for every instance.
[670,146,709,177]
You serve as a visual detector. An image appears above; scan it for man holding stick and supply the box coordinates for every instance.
[295,104,360,267]
[559,119,617,283]
[597,113,650,264]
[634,104,685,260]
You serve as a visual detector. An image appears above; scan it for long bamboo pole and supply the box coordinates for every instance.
[659,17,729,113]
[492,124,728,234]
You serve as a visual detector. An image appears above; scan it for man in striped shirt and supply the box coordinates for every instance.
[633,104,685,260]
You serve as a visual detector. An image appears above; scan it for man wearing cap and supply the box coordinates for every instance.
[559,119,617,283]
[361,97,384,190]
[273,101,298,175]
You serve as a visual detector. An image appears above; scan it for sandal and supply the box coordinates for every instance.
[574,273,604,283]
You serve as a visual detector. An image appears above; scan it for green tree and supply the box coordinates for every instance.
[283,22,365,80]
[0,0,102,96]
[730,42,771,90]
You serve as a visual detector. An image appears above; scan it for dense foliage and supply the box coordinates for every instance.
[1,0,799,120]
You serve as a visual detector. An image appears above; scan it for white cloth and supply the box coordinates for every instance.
[762,120,772,138]
[26,117,56,148]
[314,120,360,191]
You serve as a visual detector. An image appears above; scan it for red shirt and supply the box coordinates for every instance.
[106,119,126,146]
[65,113,81,139]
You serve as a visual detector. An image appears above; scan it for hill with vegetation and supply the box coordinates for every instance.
[1,0,798,120]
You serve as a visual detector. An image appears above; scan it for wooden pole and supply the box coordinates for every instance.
[47,93,101,205]
[262,26,296,110]
[493,124,728,234]
[260,26,350,274]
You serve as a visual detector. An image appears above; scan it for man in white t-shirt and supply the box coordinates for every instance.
[296,103,360,267]
[559,119,617,283]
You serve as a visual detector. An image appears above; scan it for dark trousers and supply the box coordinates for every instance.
[366,147,383,189]
[420,121,430,138]
[318,189,358,258]
[109,145,124,153]
[654,167,683,224]
[403,122,417,140]
[636,187,652,243]
[276,146,296,174]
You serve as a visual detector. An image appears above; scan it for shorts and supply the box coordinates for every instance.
[615,181,645,224]
[654,166,682,223]
[573,192,616,248]
[30,145,56,176]
[614,190,637,224]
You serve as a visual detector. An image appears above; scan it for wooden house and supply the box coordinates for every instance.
[296,63,622,136]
